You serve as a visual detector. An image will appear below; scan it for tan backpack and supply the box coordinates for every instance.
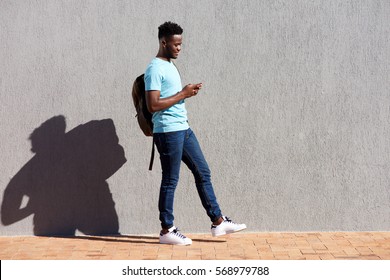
[132,74,155,170]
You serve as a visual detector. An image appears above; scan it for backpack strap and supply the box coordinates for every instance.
[148,138,155,171]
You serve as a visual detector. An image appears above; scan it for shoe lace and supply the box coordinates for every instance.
[172,228,187,239]
[224,216,235,224]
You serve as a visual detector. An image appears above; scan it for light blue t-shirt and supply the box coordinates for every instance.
[144,58,189,133]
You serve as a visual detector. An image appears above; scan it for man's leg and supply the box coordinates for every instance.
[154,130,192,245]
[182,128,247,236]
[154,130,185,230]
[181,128,222,223]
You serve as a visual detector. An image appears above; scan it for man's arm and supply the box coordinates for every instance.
[146,83,202,113]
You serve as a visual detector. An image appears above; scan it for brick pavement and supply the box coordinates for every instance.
[0,232,389,260]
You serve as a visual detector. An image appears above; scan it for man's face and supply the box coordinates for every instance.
[163,34,182,59]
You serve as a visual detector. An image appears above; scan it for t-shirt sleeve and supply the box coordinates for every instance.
[144,65,163,91]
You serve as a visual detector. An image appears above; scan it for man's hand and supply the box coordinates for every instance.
[182,83,203,98]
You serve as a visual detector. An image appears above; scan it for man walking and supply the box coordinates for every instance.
[144,21,246,245]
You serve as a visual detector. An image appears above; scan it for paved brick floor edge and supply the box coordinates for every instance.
[0,232,389,260]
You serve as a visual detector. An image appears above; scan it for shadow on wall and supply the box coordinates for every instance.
[1,115,127,236]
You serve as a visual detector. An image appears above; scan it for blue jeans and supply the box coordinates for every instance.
[153,128,222,229]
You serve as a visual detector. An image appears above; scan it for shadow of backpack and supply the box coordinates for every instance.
[132,74,155,170]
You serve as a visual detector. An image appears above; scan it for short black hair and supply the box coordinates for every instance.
[158,21,183,40]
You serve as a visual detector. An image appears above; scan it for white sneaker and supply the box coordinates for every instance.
[211,216,247,237]
[159,226,192,245]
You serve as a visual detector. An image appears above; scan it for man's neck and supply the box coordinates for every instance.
[156,49,170,62]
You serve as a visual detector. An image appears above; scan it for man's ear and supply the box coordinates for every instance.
[160,37,167,48]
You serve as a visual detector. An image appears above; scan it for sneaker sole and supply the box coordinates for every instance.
[212,225,247,237]
[159,241,192,246]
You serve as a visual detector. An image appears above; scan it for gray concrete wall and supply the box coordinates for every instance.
[1,0,389,236]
